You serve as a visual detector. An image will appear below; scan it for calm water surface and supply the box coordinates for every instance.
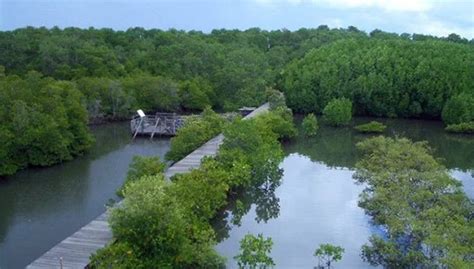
[0,122,170,269]
[216,117,473,268]
[0,118,472,269]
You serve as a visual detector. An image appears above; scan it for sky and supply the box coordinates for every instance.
[1,0,473,39]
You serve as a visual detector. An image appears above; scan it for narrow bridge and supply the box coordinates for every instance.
[27,103,270,269]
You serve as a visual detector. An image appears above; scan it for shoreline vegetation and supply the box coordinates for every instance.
[1,26,472,176]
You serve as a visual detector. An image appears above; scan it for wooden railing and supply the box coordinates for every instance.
[130,112,186,138]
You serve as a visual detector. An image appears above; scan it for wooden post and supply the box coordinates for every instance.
[132,117,144,141]
[172,113,176,135]
[150,116,160,140]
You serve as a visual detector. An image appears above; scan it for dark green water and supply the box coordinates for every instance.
[0,123,170,269]
[216,117,473,268]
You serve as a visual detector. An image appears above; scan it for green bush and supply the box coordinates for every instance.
[90,242,146,269]
[314,244,344,268]
[234,234,275,269]
[165,107,225,162]
[354,121,386,133]
[219,118,284,186]
[445,122,474,134]
[302,113,319,137]
[93,175,226,269]
[266,88,286,110]
[323,98,352,126]
[255,109,297,140]
[169,158,237,220]
[117,156,166,197]
[442,93,474,125]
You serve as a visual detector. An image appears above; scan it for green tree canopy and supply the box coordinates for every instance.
[234,234,275,269]
[0,72,93,176]
[354,136,473,268]
[442,92,474,125]
[314,243,345,269]
[302,113,319,136]
[323,98,352,126]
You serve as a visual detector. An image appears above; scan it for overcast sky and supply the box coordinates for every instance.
[1,0,473,38]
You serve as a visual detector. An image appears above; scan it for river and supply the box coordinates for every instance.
[0,122,170,269]
[216,117,474,268]
[0,118,472,269]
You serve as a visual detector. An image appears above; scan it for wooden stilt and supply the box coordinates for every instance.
[172,113,176,134]
[150,116,160,140]
[132,117,144,141]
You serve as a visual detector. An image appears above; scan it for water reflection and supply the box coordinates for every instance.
[285,117,474,172]
[213,166,283,242]
[216,155,376,268]
[284,116,473,198]
[216,117,473,268]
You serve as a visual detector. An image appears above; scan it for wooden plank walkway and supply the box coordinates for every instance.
[26,213,112,269]
[165,102,269,179]
[27,103,269,269]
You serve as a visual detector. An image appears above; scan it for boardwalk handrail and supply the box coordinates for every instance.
[130,112,186,137]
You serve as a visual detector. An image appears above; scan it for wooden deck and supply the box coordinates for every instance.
[130,112,186,137]
[27,103,269,269]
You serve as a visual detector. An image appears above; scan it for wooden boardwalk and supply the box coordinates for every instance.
[27,103,269,269]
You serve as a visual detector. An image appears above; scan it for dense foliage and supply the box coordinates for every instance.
[92,175,226,269]
[266,88,286,111]
[1,27,472,175]
[302,113,319,136]
[179,78,215,111]
[76,74,181,121]
[445,122,474,134]
[314,244,344,269]
[165,107,225,162]
[354,121,386,133]
[322,98,352,126]
[1,26,472,121]
[117,156,166,197]
[281,38,473,123]
[441,92,474,125]
[91,109,294,268]
[0,71,93,176]
[254,108,297,141]
[354,137,473,268]
[234,234,275,269]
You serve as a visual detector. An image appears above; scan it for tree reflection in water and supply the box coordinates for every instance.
[212,166,283,242]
